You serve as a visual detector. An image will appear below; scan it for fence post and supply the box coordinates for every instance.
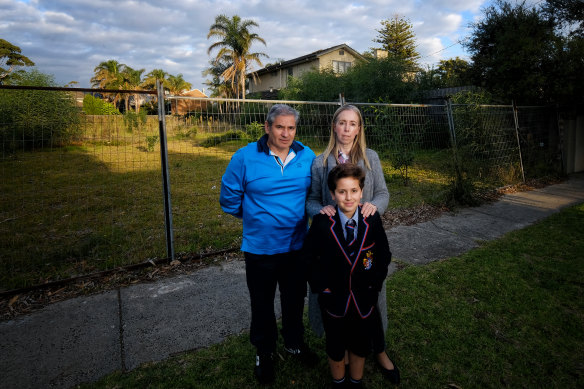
[512,100,526,183]
[157,80,175,261]
[445,99,457,148]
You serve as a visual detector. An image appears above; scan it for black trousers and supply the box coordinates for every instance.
[244,250,307,354]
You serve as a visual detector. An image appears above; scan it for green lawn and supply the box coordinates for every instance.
[77,203,584,389]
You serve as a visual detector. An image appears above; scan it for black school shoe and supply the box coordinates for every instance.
[378,362,400,385]
[284,343,319,366]
[254,352,275,384]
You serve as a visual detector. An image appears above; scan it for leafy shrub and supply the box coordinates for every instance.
[392,149,415,185]
[200,130,246,147]
[82,94,121,115]
[174,125,198,139]
[124,110,147,133]
[245,122,264,141]
[0,70,81,151]
[146,135,159,152]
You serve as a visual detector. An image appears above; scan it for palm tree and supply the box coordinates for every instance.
[203,57,234,98]
[121,65,145,113]
[167,74,192,114]
[207,14,267,100]
[142,68,169,90]
[91,59,125,107]
[142,69,169,110]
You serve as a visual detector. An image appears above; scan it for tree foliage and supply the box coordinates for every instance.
[278,69,342,102]
[207,14,267,99]
[0,70,80,151]
[203,57,233,98]
[373,15,420,69]
[0,39,35,83]
[465,0,583,104]
[416,57,473,91]
[167,73,193,114]
[142,68,169,90]
[279,57,416,103]
[82,94,121,115]
[543,0,584,36]
[464,0,562,104]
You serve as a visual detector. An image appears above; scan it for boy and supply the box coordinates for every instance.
[304,163,392,388]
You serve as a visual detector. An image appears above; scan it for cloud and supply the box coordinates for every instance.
[1,0,492,89]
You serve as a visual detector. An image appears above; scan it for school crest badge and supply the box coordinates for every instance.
[363,250,373,270]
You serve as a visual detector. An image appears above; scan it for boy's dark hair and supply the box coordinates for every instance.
[327,163,366,192]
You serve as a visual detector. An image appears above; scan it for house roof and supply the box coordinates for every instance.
[180,89,207,98]
[247,43,366,78]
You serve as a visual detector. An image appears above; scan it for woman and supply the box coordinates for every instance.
[306,104,399,384]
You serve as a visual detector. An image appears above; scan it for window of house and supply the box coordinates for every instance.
[339,50,345,55]
[288,68,293,76]
[332,60,352,73]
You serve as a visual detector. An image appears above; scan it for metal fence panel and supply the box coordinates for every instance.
[0,87,564,291]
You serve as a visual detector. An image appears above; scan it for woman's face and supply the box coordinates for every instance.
[334,109,361,149]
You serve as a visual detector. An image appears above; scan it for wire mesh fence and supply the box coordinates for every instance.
[0,86,565,291]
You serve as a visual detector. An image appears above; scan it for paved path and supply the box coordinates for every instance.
[2,174,583,389]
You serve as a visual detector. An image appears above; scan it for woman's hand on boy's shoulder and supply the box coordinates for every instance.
[360,202,377,219]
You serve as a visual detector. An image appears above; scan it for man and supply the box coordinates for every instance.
[220,104,317,384]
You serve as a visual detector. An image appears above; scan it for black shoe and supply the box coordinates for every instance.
[378,362,400,385]
[284,343,319,366]
[348,378,364,388]
[254,352,275,384]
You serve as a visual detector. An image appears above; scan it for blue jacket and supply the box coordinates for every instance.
[220,135,315,255]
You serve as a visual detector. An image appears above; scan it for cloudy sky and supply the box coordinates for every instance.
[2,0,496,91]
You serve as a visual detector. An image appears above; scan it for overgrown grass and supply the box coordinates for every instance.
[0,118,548,290]
[1,128,457,290]
[77,203,584,389]
[0,135,246,290]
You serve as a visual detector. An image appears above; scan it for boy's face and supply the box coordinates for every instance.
[330,177,363,218]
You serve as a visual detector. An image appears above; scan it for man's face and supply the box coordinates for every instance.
[265,114,296,153]
[330,177,363,218]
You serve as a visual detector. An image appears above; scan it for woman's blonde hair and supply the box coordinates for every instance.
[322,104,370,169]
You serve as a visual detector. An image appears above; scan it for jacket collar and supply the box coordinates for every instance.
[257,134,304,155]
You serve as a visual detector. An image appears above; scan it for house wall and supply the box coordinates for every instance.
[250,70,285,93]
[249,49,361,93]
[563,114,584,174]
[249,59,319,93]
[318,50,360,72]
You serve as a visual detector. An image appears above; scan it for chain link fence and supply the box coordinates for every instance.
[0,86,566,291]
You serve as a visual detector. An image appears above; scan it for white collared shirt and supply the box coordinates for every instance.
[270,149,296,174]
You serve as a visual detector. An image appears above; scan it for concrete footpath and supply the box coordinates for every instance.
[2,174,584,389]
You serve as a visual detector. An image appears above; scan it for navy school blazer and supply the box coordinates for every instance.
[303,208,391,319]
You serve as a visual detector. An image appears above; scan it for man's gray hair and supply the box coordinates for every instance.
[265,104,300,126]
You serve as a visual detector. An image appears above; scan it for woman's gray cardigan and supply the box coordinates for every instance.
[306,148,389,218]
[305,148,390,337]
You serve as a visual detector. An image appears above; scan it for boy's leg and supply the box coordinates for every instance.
[328,357,346,381]
[348,352,366,381]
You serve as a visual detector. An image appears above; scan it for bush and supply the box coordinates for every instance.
[146,135,159,152]
[0,70,81,151]
[200,130,247,147]
[124,110,147,133]
[245,122,264,141]
[82,94,121,115]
